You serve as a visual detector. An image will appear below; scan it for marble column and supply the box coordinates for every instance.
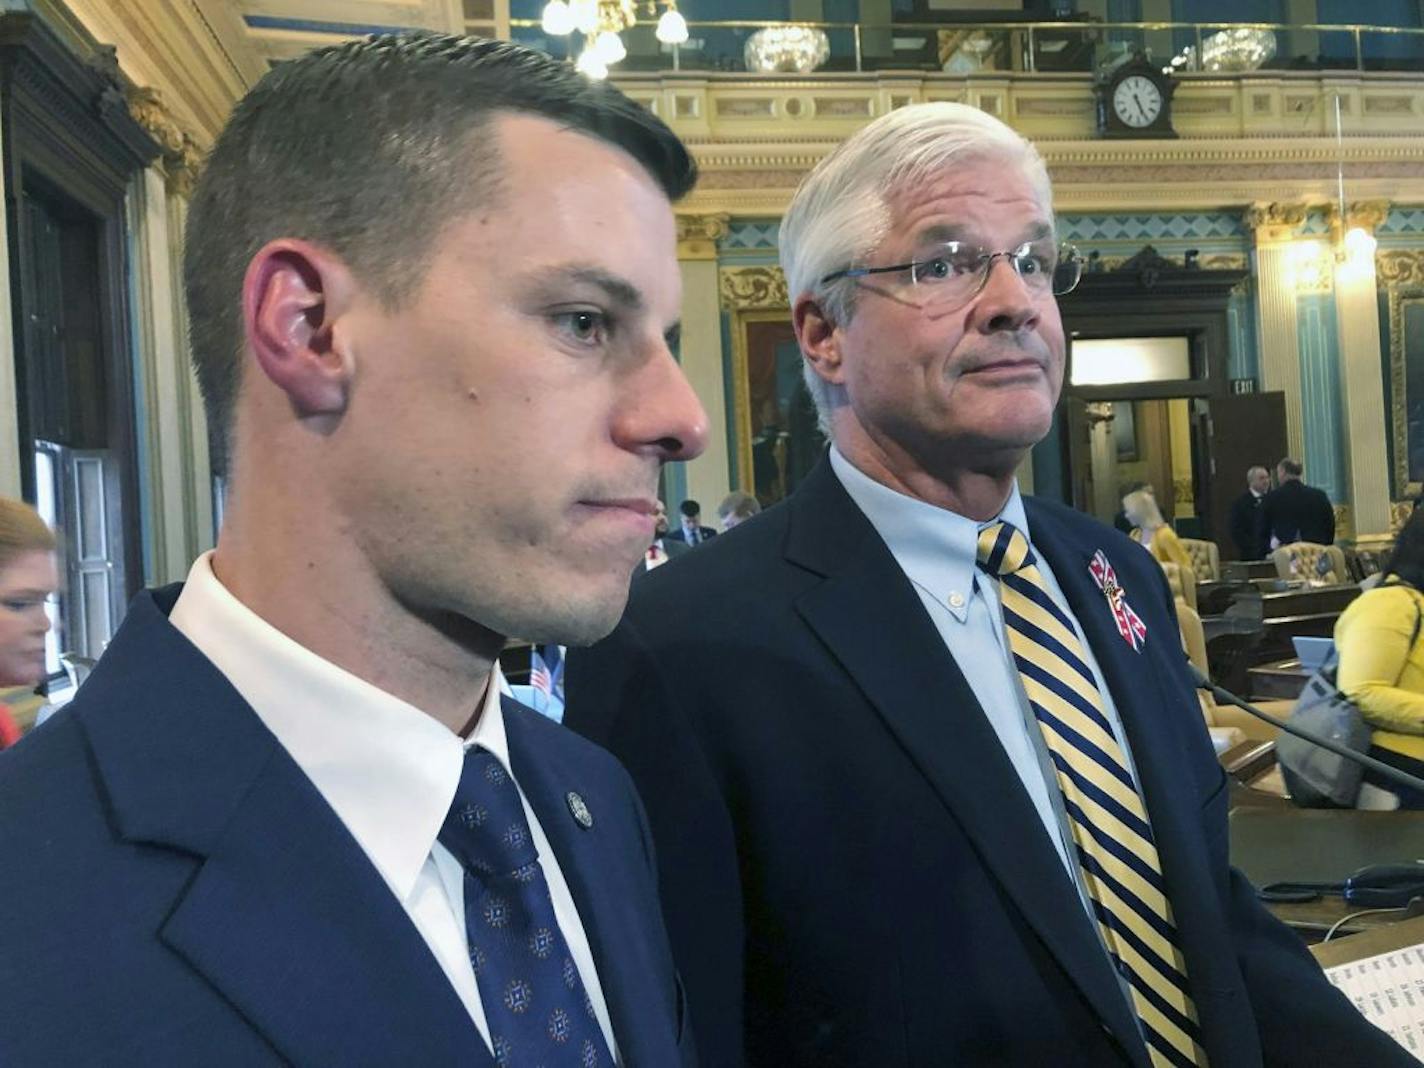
[0,104,20,499]
[1245,202,1309,461]
[676,214,733,518]
[1332,201,1392,536]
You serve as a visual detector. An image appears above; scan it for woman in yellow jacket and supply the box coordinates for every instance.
[1335,508,1424,807]
[1122,488,1196,583]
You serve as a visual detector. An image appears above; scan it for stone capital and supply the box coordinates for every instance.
[1244,201,1309,247]
[1327,198,1391,242]
[677,213,730,261]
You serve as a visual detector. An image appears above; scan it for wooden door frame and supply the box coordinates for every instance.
[0,14,158,598]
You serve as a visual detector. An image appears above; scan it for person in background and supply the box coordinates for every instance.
[0,33,704,1065]
[716,490,761,531]
[641,499,690,574]
[1112,479,1148,535]
[1229,465,1270,561]
[1335,506,1424,808]
[1122,487,1195,581]
[0,497,58,748]
[1259,457,1335,553]
[666,499,717,546]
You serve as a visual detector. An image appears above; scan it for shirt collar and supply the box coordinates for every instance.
[829,445,1029,622]
[169,551,505,903]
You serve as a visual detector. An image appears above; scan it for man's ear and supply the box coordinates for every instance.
[242,238,359,420]
[792,293,847,388]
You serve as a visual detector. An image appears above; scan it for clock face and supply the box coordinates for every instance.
[1112,74,1163,128]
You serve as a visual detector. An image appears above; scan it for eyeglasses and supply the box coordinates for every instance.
[820,241,1083,311]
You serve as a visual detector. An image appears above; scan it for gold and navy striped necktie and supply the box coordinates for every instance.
[976,520,1207,1068]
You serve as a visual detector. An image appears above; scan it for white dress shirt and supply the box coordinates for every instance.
[169,553,621,1062]
[828,448,1145,891]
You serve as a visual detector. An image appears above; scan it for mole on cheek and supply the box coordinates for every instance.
[466,388,480,402]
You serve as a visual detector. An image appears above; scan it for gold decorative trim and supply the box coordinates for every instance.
[126,86,204,197]
[1379,251,1424,287]
[1390,284,1424,500]
[719,265,789,311]
[1392,501,1414,534]
[676,213,729,261]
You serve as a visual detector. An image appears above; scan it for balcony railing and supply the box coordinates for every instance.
[507,19,1424,77]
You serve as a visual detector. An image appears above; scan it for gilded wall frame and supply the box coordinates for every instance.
[1388,278,1424,500]
[719,266,791,495]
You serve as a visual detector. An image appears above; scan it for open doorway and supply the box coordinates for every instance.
[1075,398,1200,534]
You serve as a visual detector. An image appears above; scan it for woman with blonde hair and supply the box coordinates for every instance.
[0,496,58,747]
[1122,487,1195,581]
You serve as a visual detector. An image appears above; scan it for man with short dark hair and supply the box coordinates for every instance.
[1229,465,1271,560]
[1260,457,1336,552]
[0,34,704,1065]
[667,499,717,546]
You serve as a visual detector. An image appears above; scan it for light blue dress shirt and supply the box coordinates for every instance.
[829,447,1146,903]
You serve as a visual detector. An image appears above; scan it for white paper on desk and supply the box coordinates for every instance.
[1325,944,1424,1061]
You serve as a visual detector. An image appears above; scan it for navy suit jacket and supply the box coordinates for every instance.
[0,585,692,1067]
[665,526,718,546]
[566,457,1408,1067]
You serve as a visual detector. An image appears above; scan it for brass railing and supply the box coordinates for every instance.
[506,18,1424,76]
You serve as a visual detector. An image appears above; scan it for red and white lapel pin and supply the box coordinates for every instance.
[1088,550,1148,652]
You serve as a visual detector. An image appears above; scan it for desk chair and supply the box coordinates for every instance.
[1271,542,1347,585]
[1180,538,1221,582]
[1160,560,1198,611]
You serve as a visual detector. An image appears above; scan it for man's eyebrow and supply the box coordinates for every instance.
[909,220,1055,248]
[527,264,645,311]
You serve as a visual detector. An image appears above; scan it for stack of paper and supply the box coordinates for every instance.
[1325,944,1424,1061]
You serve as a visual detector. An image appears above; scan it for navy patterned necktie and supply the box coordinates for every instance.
[438,747,613,1067]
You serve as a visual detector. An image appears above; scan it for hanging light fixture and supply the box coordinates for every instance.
[1332,93,1377,271]
[542,0,690,78]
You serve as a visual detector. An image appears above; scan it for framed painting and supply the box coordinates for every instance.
[720,266,826,507]
[1389,283,1424,500]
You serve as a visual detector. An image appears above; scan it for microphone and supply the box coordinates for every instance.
[1186,663,1424,795]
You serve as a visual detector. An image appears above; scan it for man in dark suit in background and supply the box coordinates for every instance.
[567,102,1408,1067]
[0,35,705,1065]
[666,499,718,546]
[1228,465,1271,560]
[1259,457,1336,554]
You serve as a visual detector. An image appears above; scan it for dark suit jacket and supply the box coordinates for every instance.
[1259,479,1336,551]
[566,457,1408,1068]
[0,585,692,1067]
[666,525,718,546]
[1228,490,1265,560]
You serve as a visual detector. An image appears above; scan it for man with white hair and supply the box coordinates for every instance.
[567,103,1408,1066]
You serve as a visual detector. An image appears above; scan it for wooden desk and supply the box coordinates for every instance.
[1197,579,1251,616]
[1225,560,1281,582]
[1229,805,1424,939]
[1248,658,1311,701]
[1312,913,1424,967]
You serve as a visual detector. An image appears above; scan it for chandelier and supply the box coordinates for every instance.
[1169,27,1276,73]
[541,0,689,79]
[744,25,830,74]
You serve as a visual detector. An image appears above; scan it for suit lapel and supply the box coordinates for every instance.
[80,590,489,1067]
[786,463,1149,1063]
[503,701,679,1067]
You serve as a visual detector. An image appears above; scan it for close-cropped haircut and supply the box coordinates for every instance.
[779,102,1051,431]
[184,32,697,467]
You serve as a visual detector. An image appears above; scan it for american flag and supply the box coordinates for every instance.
[530,644,566,700]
